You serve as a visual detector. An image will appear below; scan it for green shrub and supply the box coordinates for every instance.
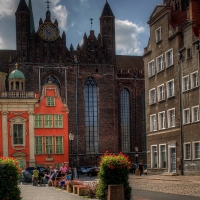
[96,151,132,200]
[0,157,22,200]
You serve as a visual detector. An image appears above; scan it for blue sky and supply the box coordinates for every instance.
[0,0,162,55]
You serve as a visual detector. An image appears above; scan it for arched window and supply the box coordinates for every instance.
[45,75,61,94]
[84,77,98,153]
[120,88,130,152]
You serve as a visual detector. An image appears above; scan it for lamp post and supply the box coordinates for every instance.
[135,146,138,163]
[74,55,79,172]
[134,74,138,163]
[69,132,74,180]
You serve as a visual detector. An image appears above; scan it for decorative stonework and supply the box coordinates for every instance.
[10,111,26,115]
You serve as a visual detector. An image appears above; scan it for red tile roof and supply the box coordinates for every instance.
[170,10,187,28]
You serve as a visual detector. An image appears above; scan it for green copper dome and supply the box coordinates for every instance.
[8,69,25,79]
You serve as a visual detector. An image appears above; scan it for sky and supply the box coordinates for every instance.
[0,0,162,56]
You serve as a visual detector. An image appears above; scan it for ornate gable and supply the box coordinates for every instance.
[9,116,27,122]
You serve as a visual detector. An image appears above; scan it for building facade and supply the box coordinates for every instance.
[144,0,200,175]
[0,0,145,168]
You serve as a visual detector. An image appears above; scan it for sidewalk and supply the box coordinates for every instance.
[129,173,200,182]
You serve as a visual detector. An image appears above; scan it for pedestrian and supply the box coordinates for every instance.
[60,163,67,177]
[138,162,143,176]
[33,167,39,186]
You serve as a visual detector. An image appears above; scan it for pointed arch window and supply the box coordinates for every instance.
[45,75,61,94]
[120,88,131,152]
[84,77,98,153]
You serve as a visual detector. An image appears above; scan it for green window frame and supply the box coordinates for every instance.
[54,114,63,128]
[34,115,43,128]
[46,97,55,106]
[44,115,53,128]
[46,136,53,154]
[56,136,63,154]
[35,136,43,154]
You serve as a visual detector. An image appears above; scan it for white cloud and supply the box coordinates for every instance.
[115,19,145,55]
[0,0,17,19]
[51,1,68,30]
[0,36,4,48]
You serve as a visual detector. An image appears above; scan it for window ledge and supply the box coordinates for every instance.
[184,159,191,161]
[149,74,156,78]
[156,40,162,44]
[157,69,164,74]
[158,99,165,103]
[149,102,156,106]
[183,122,191,126]
[190,86,199,91]
[167,95,175,100]
[166,64,174,69]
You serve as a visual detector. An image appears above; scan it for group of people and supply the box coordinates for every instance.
[32,163,77,187]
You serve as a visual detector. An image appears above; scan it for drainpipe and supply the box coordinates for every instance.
[178,52,184,175]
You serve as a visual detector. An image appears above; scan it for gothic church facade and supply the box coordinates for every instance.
[0,0,145,167]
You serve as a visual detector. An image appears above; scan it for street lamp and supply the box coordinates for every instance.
[135,146,138,163]
[69,132,74,180]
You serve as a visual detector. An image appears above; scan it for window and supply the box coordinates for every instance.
[13,124,23,145]
[46,97,55,106]
[34,115,42,128]
[35,137,43,154]
[151,145,158,168]
[54,114,63,128]
[182,75,189,92]
[183,108,190,124]
[167,108,175,128]
[84,77,98,153]
[184,143,191,160]
[193,142,200,159]
[148,60,155,77]
[166,79,174,98]
[187,48,191,59]
[156,54,164,72]
[150,114,157,132]
[44,115,53,128]
[157,84,165,102]
[149,88,156,105]
[155,27,161,43]
[191,106,199,123]
[165,49,173,68]
[46,136,53,154]
[158,111,165,130]
[120,88,131,152]
[159,144,166,168]
[56,136,63,154]
[190,71,198,89]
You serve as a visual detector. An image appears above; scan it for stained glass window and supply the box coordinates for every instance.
[120,89,130,152]
[84,77,98,153]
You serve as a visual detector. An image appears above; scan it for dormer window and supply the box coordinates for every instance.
[46,97,55,106]
[155,27,161,43]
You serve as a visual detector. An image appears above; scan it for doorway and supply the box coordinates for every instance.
[170,148,176,172]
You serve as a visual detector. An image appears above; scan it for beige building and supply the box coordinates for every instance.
[144,0,200,175]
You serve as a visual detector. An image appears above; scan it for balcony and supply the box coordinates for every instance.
[0,91,36,98]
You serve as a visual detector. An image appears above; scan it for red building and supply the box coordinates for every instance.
[0,66,69,169]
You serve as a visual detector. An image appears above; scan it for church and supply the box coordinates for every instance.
[0,0,145,169]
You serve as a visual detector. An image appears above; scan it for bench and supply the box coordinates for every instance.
[73,185,86,196]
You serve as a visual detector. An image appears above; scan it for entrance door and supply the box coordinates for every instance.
[18,159,26,169]
[170,148,176,172]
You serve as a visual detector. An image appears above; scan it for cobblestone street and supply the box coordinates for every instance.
[129,175,200,200]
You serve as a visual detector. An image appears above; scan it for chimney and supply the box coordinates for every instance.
[190,0,200,26]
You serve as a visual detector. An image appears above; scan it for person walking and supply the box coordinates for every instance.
[33,167,39,186]
[138,162,143,176]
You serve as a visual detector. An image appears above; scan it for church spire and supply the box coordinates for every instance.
[16,0,29,13]
[28,0,35,33]
[100,1,114,18]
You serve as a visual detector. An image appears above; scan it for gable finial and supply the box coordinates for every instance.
[90,18,93,30]
[15,63,18,69]
[45,0,51,11]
